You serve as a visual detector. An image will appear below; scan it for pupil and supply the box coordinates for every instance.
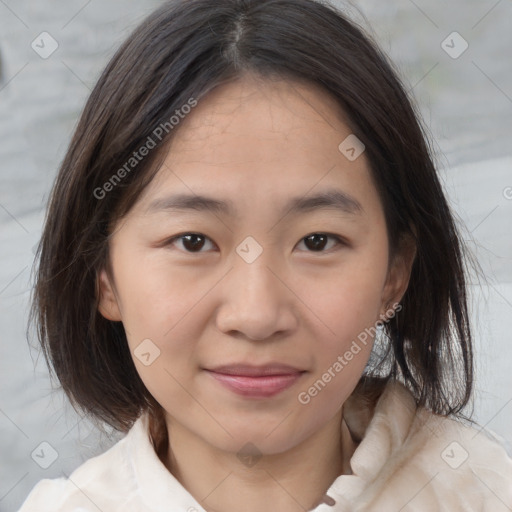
[184,234,204,251]
[306,234,327,251]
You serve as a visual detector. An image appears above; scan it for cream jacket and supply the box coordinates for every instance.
[18,381,512,511]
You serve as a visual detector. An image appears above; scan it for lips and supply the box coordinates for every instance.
[206,363,304,377]
[204,363,306,398]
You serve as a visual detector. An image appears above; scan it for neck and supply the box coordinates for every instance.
[159,409,356,512]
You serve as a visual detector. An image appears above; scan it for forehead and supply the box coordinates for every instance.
[134,74,382,222]
[167,74,352,155]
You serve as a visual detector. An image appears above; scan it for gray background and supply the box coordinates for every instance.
[1,0,511,511]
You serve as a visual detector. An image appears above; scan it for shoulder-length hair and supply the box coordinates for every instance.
[29,0,480,434]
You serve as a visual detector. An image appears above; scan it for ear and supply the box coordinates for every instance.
[97,267,122,321]
[380,232,417,318]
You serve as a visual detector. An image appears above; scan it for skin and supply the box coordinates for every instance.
[97,73,416,512]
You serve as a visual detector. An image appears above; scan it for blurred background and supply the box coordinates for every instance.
[0,0,511,510]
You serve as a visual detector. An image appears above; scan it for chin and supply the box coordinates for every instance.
[208,419,309,457]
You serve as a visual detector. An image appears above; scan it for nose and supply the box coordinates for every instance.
[215,250,298,341]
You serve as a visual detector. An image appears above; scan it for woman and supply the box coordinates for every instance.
[20,0,512,510]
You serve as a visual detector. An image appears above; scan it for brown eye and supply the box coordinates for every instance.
[164,232,345,254]
[166,233,215,253]
[298,233,344,252]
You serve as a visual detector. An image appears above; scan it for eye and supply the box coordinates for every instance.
[163,232,346,254]
[165,233,216,253]
[296,233,345,253]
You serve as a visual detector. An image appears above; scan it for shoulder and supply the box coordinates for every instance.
[346,380,512,511]
[409,404,512,508]
[17,419,141,512]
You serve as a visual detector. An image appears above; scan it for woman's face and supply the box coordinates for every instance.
[98,75,413,455]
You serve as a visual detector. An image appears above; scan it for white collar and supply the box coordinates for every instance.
[122,381,412,511]
[122,381,512,511]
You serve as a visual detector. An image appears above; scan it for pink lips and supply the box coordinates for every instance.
[204,364,305,398]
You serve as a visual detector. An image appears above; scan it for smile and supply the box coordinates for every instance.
[203,364,306,398]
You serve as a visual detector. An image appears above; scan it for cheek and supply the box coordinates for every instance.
[297,245,388,398]
[306,254,388,342]
[113,250,202,340]
[296,289,376,422]
[110,255,204,401]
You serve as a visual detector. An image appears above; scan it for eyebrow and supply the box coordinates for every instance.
[146,188,364,218]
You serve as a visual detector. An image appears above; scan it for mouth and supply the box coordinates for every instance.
[203,363,307,398]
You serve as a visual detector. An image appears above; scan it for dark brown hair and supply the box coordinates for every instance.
[28,0,481,436]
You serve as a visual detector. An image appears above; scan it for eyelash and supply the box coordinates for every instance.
[163,232,347,254]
